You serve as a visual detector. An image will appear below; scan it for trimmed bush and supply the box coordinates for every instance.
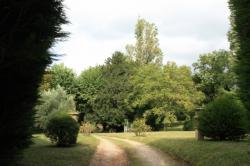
[198,94,248,140]
[131,118,151,136]
[45,112,80,146]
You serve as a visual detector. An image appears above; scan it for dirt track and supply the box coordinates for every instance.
[90,136,188,166]
[109,137,188,166]
[90,136,128,166]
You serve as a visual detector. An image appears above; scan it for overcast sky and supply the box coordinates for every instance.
[53,0,231,74]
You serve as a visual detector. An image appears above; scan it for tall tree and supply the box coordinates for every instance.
[0,0,68,164]
[229,0,250,129]
[193,50,236,103]
[92,52,134,131]
[126,18,163,65]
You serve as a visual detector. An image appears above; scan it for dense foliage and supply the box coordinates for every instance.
[198,93,247,140]
[91,52,134,131]
[35,17,249,141]
[0,0,67,164]
[38,19,204,132]
[45,112,80,146]
[40,64,76,93]
[131,62,203,130]
[35,86,76,130]
[74,66,103,121]
[49,64,76,94]
[193,50,236,103]
[163,112,177,130]
[229,0,250,130]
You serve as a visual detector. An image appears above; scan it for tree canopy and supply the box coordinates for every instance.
[74,66,103,120]
[193,50,236,103]
[126,18,163,65]
[91,52,134,131]
[131,62,203,130]
[42,63,76,94]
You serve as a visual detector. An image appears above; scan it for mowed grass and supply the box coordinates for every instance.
[99,131,250,166]
[19,134,99,166]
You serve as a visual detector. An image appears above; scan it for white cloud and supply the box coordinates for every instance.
[53,0,231,73]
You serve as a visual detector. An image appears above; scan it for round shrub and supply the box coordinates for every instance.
[198,94,248,140]
[45,112,80,146]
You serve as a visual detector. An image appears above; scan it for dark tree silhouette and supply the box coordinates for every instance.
[0,0,68,165]
[229,0,250,130]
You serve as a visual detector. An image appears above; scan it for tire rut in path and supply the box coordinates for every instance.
[108,137,188,166]
[90,136,128,166]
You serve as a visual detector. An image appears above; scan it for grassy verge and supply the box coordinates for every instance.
[19,134,98,166]
[99,131,250,166]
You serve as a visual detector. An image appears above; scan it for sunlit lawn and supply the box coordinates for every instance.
[19,134,98,166]
[99,131,250,166]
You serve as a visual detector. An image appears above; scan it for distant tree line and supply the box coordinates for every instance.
[37,19,240,132]
[1,0,249,164]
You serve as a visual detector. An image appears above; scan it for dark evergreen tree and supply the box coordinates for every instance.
[0,0,68,165]
[229,0,250,129]
[92,52,135,132]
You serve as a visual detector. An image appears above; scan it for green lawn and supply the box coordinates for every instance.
[99,131,250,166]
[19,134,99,166]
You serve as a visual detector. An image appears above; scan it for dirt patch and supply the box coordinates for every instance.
[90,136,128,166]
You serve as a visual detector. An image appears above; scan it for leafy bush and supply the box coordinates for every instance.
[80,122,96,135]
[198,94,248,140]
[35,86,76,130]
[45,112,80,146]
[131,118,151,136]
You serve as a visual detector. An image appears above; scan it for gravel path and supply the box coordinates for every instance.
[89,136,128,166]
